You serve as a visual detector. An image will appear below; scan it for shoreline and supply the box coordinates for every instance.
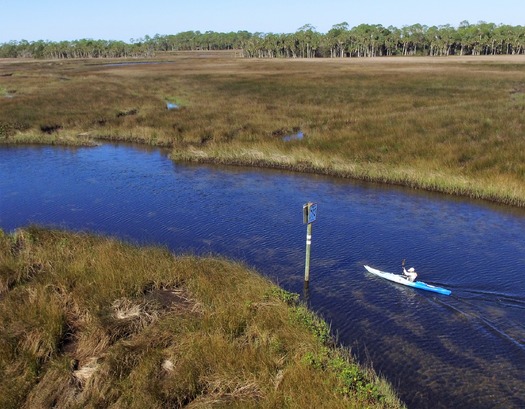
[2,134,524,208]
[169,145,525,208]
[0,226,406,408]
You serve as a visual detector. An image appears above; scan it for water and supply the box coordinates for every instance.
[283,130,304,142]
[1,143,524,409]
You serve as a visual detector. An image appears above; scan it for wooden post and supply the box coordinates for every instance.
[304,222,312,283]
[303,202,317,284]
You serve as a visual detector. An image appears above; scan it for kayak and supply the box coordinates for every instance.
[364,265,451,296]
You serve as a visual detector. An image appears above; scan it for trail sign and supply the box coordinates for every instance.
[308,203,317,223]
[303,202,317,224]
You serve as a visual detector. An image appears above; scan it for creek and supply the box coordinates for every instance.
[1,143,524,409]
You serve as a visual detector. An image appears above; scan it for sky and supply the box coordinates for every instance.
[1,0,524,43]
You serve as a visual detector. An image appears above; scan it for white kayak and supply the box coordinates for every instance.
[364,265,451,296]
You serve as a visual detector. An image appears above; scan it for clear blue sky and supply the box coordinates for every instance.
[1,0,524,43]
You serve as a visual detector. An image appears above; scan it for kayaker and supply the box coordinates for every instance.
[403,266,417,282]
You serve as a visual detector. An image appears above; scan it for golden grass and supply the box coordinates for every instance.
[0,227,405,408]
[1,53,524,205]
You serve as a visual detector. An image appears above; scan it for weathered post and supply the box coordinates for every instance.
[303,202,317,285]
[304,222,312,282]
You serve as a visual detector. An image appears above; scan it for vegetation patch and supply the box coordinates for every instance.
[116,108,139,118]
[165,96,188,108]
[0,227,404,409]
[0,122,10,138]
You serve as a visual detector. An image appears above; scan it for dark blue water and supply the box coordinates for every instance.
[1,144,524,409]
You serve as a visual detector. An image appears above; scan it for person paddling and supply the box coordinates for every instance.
[402,259,418,282]
[403,266,417,282]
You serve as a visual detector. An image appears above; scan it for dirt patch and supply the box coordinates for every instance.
[63,287,201,389]
[146,287,201,314]
[40,124,63,134]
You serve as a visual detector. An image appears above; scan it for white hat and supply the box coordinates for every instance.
[408,267,415,272]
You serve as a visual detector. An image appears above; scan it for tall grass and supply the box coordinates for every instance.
[1,54,524,205]
[0,227,404,408]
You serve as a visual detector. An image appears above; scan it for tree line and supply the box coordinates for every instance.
[1,21,524,59]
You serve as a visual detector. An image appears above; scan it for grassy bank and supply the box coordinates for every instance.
[0,227,404,408]
[1,53,524,206]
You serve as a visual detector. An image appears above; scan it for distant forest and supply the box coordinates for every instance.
[1,21,524,59]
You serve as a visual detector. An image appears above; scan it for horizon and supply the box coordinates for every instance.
[2,20,523,45]
[2,0,524,43]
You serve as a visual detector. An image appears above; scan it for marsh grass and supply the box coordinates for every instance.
[1,54,524,205]
[0,227,404,408]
